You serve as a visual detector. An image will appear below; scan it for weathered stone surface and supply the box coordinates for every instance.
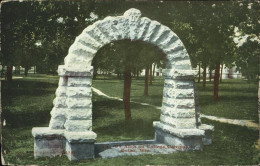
[66,108,92,120]
[198,124,214,145]
[164,79,194,89]
[55,86,67,97]
[99,143,177,159]
[163,88,194,99]
[161,106,195,118]
[155,129,203,151]
[32,127,65,138]
[58,76,68,86]
[163,69,198,80]
[34,136,65,158]
[67,77,92,87]
[163,98,195,109]
[66,87,92,98]
[66,98,92,108]
[166,59,192,70]
[64,131,97,143]
[160,115,197,129]
[64,120,92,131]
[53,97,67,108]
[58,65,93,76]
[167,49,189,61]
[50,107,67,118]
[153,122,204,138]
[49,108,66,129]
[49,118,66,129]
[66,141,95,160]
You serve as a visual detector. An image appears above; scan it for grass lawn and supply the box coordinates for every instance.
[1,74,259,165]
[93,76,259,123]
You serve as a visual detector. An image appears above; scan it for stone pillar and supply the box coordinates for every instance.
[32,65,97,160]
[58,65,97,160]
[49,76,67,129]
[153,69,212,151]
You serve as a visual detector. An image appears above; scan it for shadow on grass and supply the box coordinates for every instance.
[2,108,51,128]
[93,118,155,142]
[2,80,58,97]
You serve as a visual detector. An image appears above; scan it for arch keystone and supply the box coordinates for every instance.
[123,8,142,21]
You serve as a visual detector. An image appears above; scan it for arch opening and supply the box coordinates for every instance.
[91,40,166,143]
[32,8,213,160]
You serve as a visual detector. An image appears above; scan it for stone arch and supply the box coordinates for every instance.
[32,8,213,160]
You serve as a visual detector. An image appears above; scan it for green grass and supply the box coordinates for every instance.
[93,76,259,123]
[1,74,259,165]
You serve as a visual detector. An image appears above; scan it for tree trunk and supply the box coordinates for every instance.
[14,66,17,74]
[24,67,29,76]
[18,66,20,74]
[198,62,201,83]
[144,66,149,96]
[152,63,156,80]
[219,64,224,83]
[214,62,220,101]
[34,66,36,74]
[137,70,139,79]
[203,65,207,88]
[209,69,212,82]
[93,67,98,80]
[149,64,153,85]
[7,66,13,82]
[123,67,132,121]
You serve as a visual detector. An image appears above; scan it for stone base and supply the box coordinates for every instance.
[32,127,97,160]
[32,127,65,158]
[153,121,213,151]
[199,124,214,145]
[65,131,96,160]
[66,141,95,160]
[155,129,203,151]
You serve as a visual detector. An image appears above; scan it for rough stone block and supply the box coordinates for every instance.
[75,34,103,50]
[160,115,197,129]
[167,49,189,61]
[161,106,195,118]
[66,98,92,108]
[67,77,92,87]
[55,86,67,97]
[32,127,65,158]
[142,20,161,42]
[50,108,67,118]
[163,88,194,99]
[66,87,92,97]
[153,121,204,138]
[66,141,95,160]
[65,131,96,160]
[49,108,66,129]
[53,97,67,108]
[163,69,197,80]
[199,124,214,145]
[49,118,66,129]
[163,98,195,109]
[155,129,203,151]
[66,108,92,120]
[58,76,68,86]
[64,131,97,143]
[64,120,92,131]
[58,65,93,76]
[164,79,194,89]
